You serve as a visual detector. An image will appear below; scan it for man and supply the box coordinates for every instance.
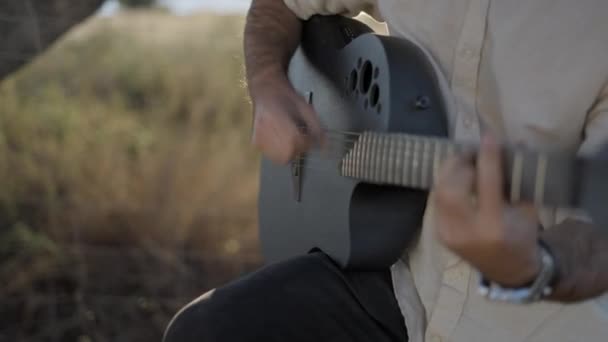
[164,0,608,341]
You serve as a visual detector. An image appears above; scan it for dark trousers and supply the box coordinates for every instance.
[163,252,408,342]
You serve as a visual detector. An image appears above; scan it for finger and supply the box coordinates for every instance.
[434,156,476,219]
[253,111,311,164]
[513,203,539,223]
[295,99,324,147]
[433,156,477,246]
[477,134,504,214]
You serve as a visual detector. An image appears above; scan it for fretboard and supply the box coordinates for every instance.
[340,132,579,208]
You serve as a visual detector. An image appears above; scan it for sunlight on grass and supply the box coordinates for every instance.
[1,10,263,341]
[0,10,260,298]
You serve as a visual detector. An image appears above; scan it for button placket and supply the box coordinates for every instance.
[427,0,491,340]
[443,262,471,293]
[430,333,443,342]
[450,0,490,142]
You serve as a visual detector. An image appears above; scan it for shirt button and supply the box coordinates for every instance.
[430,334,443,342]
[445,267,464,284]
[463,48,474,58]
[463,116,474,129]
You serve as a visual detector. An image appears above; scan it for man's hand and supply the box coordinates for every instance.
[245,0,322,164]
[434,135,608,301]
[250,73,322,164]
[433,135,542,287]
[541,219,608,302]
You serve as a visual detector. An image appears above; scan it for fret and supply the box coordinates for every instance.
[359,132,371,178]
[373,134,382,183]
[364,133,374,180]
[363,133,372,180]
[354,134,361,178]
[351,136,360,178]
[342,148,350,176]
[340,151,346,175]
[388,135,396,184]
[349,137,356,178]
[395,136,403,186]
[421,140,431,188]
[353,134,360,178]
[344,140,352,176]
[403,138,411,187]
[432,139,441,185]
[510,151,524,202]
[371,133,379,181]
[361,133,370,178]
[412,140,420,188]
[534,154,548,205]
[374,134,385,183]
[381,135,390,183]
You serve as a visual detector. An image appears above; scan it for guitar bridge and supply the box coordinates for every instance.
[291,158,303,202]
[290,91,314,202]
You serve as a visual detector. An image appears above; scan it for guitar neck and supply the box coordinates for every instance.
[341,132,580,208]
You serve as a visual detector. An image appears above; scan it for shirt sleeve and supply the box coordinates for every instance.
[553,83,608,225]
[579,83,608,157]
[283,0,380,20]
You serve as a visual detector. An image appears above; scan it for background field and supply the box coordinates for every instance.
[0,9,261,341]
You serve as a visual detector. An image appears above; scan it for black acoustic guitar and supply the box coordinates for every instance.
[258,15,608,270]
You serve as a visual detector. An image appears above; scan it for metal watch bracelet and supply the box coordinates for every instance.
[478,242,556,304]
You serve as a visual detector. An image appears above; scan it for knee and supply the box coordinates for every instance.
[163,289,218,342]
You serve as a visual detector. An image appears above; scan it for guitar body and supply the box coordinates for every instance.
[259,16,449,269]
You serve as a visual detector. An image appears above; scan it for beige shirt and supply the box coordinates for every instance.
[284,1,608,341]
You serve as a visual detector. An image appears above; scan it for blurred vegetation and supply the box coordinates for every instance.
[119,0,157,7]
[0,10,260,341]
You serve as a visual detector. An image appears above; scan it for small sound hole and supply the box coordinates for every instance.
[360,61,373,94]
[349,70,358,93]
[370,84,380,107]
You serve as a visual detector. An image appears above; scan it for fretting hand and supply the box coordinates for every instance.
[433,135,542,287]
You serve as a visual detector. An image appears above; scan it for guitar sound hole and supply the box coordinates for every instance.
[360,61,373,94]
[370,84,380,107]
[349,69,358,93]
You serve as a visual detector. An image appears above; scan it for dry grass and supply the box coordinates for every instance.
[0,10,261,341]
[0,10,258,247]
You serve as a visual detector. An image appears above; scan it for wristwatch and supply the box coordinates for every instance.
[478,241,558,304]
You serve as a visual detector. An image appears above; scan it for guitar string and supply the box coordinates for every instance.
[287,158,438,184]
[304,129,455,148]
[274,128,480,173]
[294,137,461,162]
[290,145,450,175]
[290,146,453,169]
[299,129,495,160]
[290,142,477,176]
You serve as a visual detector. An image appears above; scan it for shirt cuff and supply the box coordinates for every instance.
[283,0,379,20]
